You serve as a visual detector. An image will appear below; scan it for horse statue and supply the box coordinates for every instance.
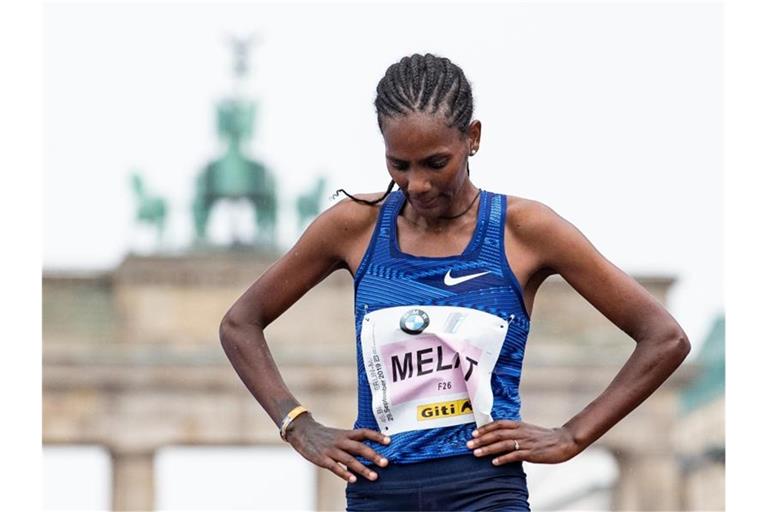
[129,171,167,246]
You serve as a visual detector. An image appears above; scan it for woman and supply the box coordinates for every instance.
[219,53,691,511]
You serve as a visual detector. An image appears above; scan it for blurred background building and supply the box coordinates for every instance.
[43,256,724,510]
[43,2,723,511]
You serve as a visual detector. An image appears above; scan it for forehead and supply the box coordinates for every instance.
[381,112,464,158]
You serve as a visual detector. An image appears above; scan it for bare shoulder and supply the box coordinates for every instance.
[501,193,582,275]
[323,191,386,235]
[314,191,389,273]
[310,191,388,261]
[503,192,609,277]
[503,194,562,241]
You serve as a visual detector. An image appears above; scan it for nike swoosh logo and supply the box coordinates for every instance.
[443,270,491,286]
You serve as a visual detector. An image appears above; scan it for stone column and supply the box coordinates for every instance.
[611,449,683,511]
[315,462,347,511]
[110,449,155,511]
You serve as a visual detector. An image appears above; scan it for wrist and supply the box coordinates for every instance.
[561,415,590,447]
[279,405,310,441]
[284,412,316,443]
[557,425,583,459]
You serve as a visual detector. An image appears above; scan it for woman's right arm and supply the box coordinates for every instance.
[218,197,390,484]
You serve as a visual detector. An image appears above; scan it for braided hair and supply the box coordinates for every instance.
[334,53,474,205]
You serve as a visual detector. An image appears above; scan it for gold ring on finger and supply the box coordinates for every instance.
[514,440,520,451]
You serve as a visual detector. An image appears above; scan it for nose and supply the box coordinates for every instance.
[404,170,432,196]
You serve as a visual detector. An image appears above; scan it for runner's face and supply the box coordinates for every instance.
[381,112,474,218]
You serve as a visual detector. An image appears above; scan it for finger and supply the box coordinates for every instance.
[339,438,389,467]
[472,439,522,457]
[350,428,392,446]
[491,449,531,466]
[472,428,515,447]
[473,420,520,437]
[331,448,380,481]
[320,456,358,483]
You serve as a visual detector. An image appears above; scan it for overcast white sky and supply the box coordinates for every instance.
[44,2,722,348]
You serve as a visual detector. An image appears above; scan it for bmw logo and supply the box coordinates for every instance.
[400,309,430,335]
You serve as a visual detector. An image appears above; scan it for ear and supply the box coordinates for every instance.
[468,120,482,151]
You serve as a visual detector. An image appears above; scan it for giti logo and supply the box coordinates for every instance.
[417,399,473,421]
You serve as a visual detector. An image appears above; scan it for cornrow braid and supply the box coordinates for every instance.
[335,53,474,207]
[376,53,474,135]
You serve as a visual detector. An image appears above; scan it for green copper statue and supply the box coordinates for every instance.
[130,171,167,245]
[192,35,277,247]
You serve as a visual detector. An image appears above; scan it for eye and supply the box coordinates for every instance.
[428,159,448,169]
[390,161,409,171]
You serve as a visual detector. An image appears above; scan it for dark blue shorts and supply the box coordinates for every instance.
[345,453,530,511]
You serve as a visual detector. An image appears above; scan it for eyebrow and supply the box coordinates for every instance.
[385,152,451,163]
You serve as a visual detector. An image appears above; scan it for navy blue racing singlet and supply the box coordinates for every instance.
[352,188,531,465]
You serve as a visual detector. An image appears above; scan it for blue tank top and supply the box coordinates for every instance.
[352,188,531,465]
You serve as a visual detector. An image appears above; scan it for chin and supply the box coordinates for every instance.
[403,190,435,205]
[410,198,441,213]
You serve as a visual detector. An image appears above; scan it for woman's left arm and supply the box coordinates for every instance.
[468,200,691,465]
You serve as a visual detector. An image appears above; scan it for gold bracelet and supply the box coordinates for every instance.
[279,405,309,442]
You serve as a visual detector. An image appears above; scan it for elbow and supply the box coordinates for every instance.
[219,313,236,348]
[219,308,265,349]
[668,332,692,365]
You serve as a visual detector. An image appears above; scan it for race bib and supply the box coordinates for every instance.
[360,305,509,435]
